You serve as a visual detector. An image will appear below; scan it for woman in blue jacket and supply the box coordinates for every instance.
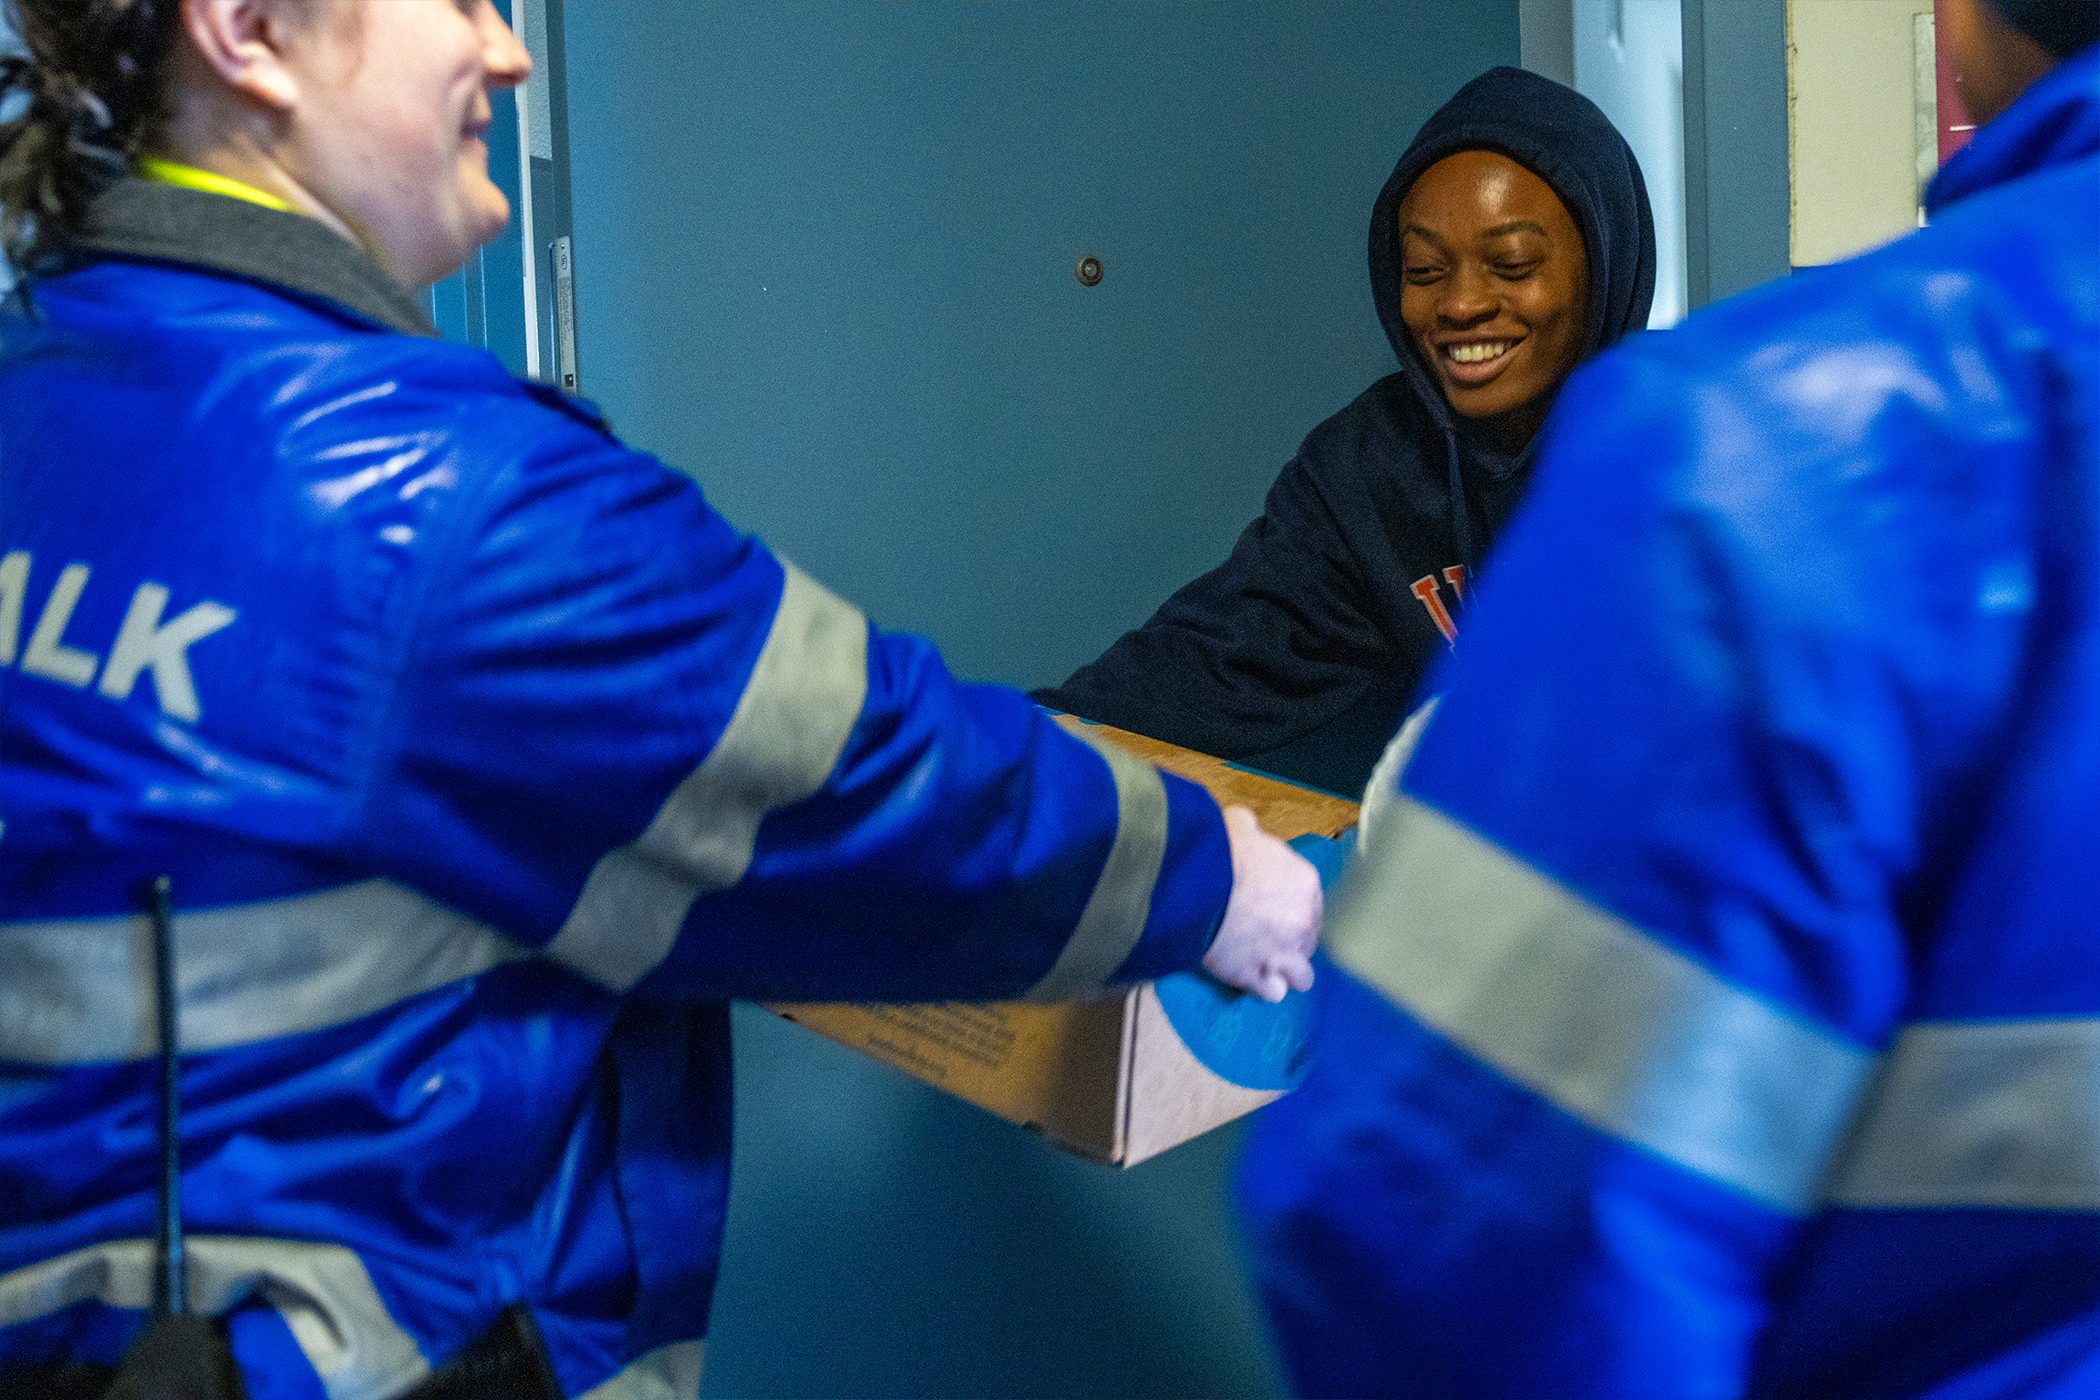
[0,1,1319,1395]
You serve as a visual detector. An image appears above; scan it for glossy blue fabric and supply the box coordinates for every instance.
[1239,47,2099,1399]
[0,240,1230,1392]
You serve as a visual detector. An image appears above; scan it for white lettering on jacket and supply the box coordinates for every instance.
[0,551,237,723]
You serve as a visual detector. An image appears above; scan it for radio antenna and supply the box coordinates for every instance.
[147,874,186,1318]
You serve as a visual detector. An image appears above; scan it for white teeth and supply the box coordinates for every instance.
[1448,341,1513,365]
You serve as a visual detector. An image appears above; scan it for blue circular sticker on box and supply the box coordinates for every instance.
[1153,829,1354,1091]
[1153,969,1315,1091]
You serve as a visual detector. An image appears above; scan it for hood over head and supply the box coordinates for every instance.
[1370,66,1657,426]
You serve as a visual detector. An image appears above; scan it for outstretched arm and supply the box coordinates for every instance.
[1040,443,1412,761]
[382,402,1317,1008]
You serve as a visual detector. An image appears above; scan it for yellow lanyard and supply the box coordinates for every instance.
[138,156,294,213]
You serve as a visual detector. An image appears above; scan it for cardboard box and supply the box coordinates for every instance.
[767,716,1357,1166]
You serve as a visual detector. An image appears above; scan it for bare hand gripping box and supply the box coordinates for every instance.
[767,716,1357,1167]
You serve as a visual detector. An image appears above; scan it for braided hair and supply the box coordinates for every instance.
[0,0,182,273]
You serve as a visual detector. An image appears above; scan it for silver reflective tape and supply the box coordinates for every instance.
[548,565,869,991]
[0,881,530,1065]
[0,1235,428,1399]
[1356,694,1440,848]
[577,1339,706,1400]
[1024,729,1168,1004]
[1827,1018,2100,1211]
[1330,795,1874,1214]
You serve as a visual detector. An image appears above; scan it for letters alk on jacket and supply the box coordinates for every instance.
[0,181,1232,1399]
[1037,67,1655,796]
[1237,45,2100,1400]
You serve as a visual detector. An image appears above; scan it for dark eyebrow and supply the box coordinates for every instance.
[1402,220,1550,247]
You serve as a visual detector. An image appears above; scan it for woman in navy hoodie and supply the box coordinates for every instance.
[1038,68,1656,796]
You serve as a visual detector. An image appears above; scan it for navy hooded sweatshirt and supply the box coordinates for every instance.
[1036,67,1656,795]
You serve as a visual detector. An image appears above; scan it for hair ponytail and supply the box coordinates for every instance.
[0,0,181,274]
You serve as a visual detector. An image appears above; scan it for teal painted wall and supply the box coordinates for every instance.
[557,4,1519,1395]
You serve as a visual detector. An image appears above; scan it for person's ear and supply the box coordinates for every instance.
[177,0,308,114]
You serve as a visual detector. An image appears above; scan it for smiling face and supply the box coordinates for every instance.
[1395,150,1590,451]
[278,0,530,290]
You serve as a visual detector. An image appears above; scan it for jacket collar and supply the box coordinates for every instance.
[1927,44,2100,215]
[73,178,439,339]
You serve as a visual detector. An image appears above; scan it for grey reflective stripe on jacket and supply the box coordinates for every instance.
[1331,794,2100,1214]
[548,558,1179,1004]
[1023,727,1169,1003]
[0,1239,707,1399]
[0,880,530,1065]
[0,1236,427,1399]
[1824,1018,2100,1210]
[576,1340,705,1400]
[547,563,870,991]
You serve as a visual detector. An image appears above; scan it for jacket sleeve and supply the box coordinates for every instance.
[1038,439,1408,760]
[1237,289,2048,1396]
[371,399,1230,1005]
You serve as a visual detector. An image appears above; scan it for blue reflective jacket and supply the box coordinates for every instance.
[0,182,1230,1399]
[1238,47,2100,1400]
